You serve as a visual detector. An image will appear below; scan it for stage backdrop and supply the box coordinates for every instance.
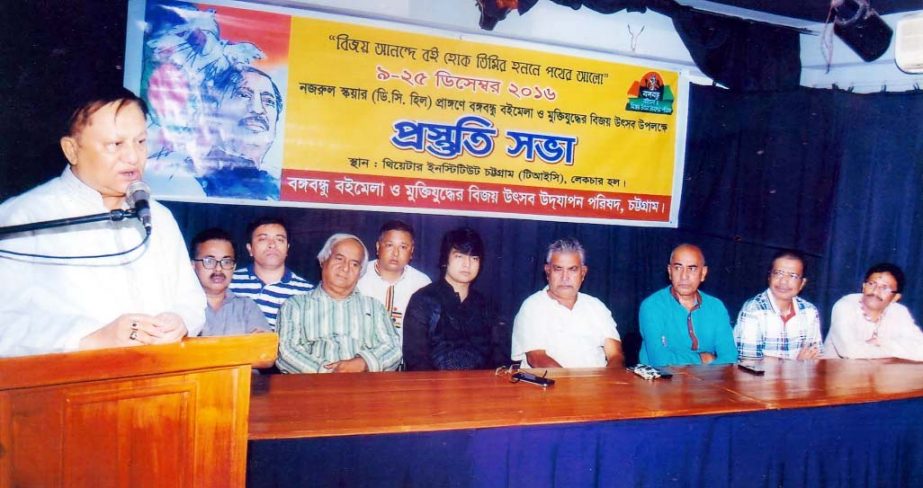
[125,0,689,227]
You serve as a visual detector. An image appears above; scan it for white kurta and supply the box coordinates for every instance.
[0,167,205,357]
[824,293,923,362]
[356,260,431,335]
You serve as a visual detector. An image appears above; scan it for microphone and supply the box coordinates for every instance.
[125,181,152,235]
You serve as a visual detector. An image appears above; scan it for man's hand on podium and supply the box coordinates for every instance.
[150,312,189,344]
[78,312,188,351]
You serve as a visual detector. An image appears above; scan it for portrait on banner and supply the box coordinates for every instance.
[140,0,290,201]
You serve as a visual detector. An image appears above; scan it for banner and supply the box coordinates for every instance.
[127,0,689,226]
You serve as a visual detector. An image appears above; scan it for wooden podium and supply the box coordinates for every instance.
[0,334,277,488]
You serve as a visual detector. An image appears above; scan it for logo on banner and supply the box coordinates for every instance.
[625,72,674,115]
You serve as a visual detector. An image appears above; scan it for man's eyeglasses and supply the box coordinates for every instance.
[770,269,802,281]
[864,281,896,295]
[495,363,521,376]
[193,257,236,270]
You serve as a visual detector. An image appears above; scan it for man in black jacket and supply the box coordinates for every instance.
[402,227,498,371]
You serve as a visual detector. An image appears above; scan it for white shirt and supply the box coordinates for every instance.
[511,287,621,368]
[356,260,431,336]
[0,167,206,357]
[824,293,923,361]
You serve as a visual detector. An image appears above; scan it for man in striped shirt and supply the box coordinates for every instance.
[229,217,313,330]
[276,233,401,373]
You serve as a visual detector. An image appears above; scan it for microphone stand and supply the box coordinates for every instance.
[0,209,139,239]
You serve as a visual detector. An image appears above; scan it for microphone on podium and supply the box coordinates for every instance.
[126,181,152,235]
[0,181,155,249]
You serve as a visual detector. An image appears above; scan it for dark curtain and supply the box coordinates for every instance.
[818,91,923,319]
[164,85,923,365]
[678,86,841,322]
[669,8,801,91]
[478,0,802,91]
[0,0,128,201]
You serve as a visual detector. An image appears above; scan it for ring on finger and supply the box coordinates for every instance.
[129,330,139,341]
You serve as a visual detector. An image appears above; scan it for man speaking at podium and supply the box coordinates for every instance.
[0,87,205,357]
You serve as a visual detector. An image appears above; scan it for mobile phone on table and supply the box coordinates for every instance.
[629,364,672,380]
[511,371,555,388]
[737,362,765,375]
[654,367,673,379]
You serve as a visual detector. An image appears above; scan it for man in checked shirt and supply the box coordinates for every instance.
[734,250,822,361]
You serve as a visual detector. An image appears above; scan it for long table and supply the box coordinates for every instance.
[247,359,923,486]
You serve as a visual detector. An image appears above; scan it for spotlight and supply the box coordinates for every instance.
[832,0,893,62]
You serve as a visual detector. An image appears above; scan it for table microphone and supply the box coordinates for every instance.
[126,181,152,235]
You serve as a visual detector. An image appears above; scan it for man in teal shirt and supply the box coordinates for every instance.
[639,244,737,366]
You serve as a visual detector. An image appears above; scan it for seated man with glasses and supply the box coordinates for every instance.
[639,243,737,366]
[734,250,822,361]
[191,228,269,336]
[825,262,923,361]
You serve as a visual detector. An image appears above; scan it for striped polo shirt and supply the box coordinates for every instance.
[229,265,314,330]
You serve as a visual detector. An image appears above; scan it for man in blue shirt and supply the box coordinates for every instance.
[639,244,737,366]
[229,217,313,330]
[190,227,269,336]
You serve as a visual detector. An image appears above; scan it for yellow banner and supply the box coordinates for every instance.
[133,0,687,226]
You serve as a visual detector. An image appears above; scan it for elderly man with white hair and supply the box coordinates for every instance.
[275,233,401,373]
[511,237,623,369]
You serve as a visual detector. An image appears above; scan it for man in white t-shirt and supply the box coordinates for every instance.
[511,238,623,368]
[357,220,430,338]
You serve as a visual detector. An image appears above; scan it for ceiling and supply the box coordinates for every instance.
[679,0,922,25]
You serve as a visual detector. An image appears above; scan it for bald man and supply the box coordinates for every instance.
[638,244,737,366]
